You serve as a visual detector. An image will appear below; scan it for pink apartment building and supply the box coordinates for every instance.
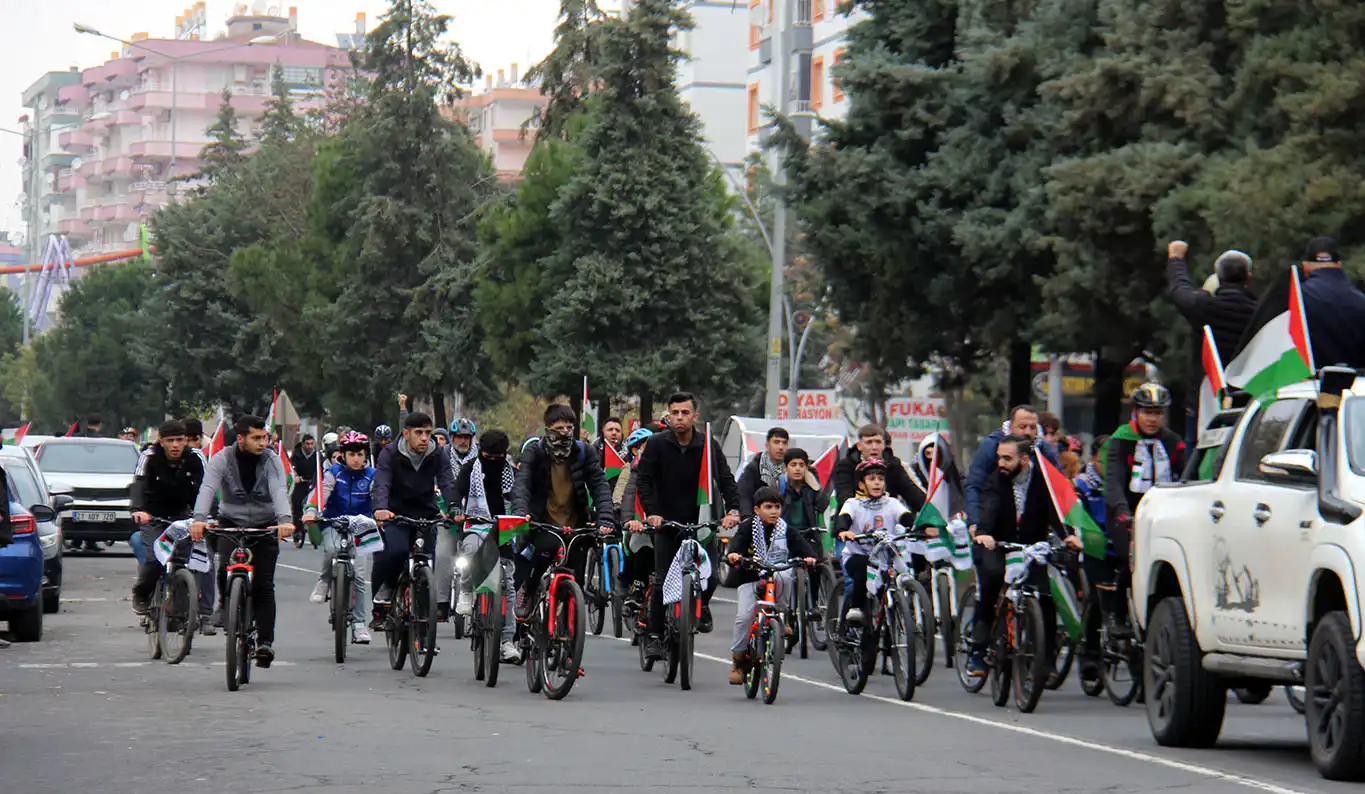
[21,4,357,260]
[448,65,547,182]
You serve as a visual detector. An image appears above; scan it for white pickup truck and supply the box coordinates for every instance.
[1132,367,1365,781]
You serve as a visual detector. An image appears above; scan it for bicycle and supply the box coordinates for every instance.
[207,526,281,692]
[577,527,627,639]
[973,539,1069,714]
[142,518,199,665]
[786,527,836,659]
[519,522,589,700]
[456,516,511,688]
[733,557,802,705]
[317,517,366,664]
[823,531,927,700]
[381,516,445,678]
[640,521,715,692]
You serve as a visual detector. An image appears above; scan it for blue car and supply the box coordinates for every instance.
[0,499,57,641]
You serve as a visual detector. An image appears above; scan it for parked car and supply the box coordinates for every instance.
[0,499,57,641]
[33,438,139,549]
[0,446,74,613]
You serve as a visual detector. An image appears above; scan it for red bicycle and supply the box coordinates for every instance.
[519,523,589,700]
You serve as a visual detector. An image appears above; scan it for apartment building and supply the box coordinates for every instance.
[19,3,354,263]
[449,65,546,181]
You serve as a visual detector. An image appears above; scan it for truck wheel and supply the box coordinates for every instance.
[10,599,43,642]
[1144,597,1225,747]
[1307,612,1365,780]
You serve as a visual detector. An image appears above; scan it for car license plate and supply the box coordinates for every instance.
[72,511,116,523]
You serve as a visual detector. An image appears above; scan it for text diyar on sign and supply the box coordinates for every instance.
[777,390,842,421]
[885,397,950,447]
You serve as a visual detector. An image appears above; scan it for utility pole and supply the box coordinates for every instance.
[763,0,790,419]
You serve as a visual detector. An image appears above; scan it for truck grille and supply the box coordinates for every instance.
[70,487,130,500]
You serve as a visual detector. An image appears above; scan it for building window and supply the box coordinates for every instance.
[811,56,824,110]
[833,48,845,102]
[749,0,762,50]
[748,84,760,134]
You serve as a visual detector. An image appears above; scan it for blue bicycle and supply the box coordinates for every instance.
[576,529,626,638]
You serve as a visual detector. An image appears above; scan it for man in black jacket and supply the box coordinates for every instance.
[965,435,1081,678]
[371,413,458,618]
[289,435,318,527]
[736,426,789,516]
[511,403,615,616]
[1165,240,1257,444]
[130,420,205,622]
[833,424,921,512]
[636,392,741,652]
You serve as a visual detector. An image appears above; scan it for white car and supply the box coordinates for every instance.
[33,438,140,550]
[1132,366,1365,780]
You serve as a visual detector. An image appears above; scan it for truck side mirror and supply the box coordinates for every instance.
[1260,449,1318,482]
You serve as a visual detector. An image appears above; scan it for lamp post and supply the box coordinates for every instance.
[2,124,40,346]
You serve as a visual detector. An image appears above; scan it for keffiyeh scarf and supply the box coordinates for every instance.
[750,518,789,565]
[1130,439,1172,495]
[757,452,784,489]
[466,457,515,524]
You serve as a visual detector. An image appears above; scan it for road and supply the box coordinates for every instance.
[0,545,1345,794]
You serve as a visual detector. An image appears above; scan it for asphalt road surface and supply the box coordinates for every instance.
[0,545,1347,794]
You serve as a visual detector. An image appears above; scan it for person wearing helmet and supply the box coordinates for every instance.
[616,427,657,597]
[450,418,478,464]
[1100,382,1186,639]
[832,458,918,632]
[372,424,394,462]
[303,430,375,644]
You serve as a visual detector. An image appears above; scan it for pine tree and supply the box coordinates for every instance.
[258,64,301,145]
[197,89,248,185]
[526,0,609,140]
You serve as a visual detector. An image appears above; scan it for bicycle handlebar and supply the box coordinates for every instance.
[732,556,807,573]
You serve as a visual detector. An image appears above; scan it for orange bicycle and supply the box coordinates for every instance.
[734,557,804,705]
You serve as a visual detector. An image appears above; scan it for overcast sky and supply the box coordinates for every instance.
[0,0,582,240]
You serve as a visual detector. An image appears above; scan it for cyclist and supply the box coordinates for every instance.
[964,435,1082,678]
[737,427,789,517]
[594,417,628,493]
[432,428,450,448]
[635,392,741,657]
[834,459,918,632]
[1100,383,1184,638]
[509,403,615,617]
[371,424,394,462]
[617,427,656,603]
[450,418,479,469]
[370,413,458,625]
[190,415,295,668]
[290,435,319,527]
[450,429,519,662]
[303,430,375,644]
[726,485,817,684]
[130,420,205,627]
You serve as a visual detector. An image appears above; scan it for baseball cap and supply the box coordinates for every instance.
[1303,236,1341,263]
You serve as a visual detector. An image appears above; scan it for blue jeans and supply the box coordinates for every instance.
[129,531,146,565]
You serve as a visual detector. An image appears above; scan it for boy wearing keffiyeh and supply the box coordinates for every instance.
[451,429,519,662]
[725,486,817,684]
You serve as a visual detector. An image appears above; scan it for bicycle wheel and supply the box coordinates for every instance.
[483,591,503,688]
[954,590,986,694]
[472,615,486,682]
[762,615,784,705]
[226,577,247,692]
[1079,597,1105,697]
[1286,685,1307,715]
[744,621,763,700]
[1013,596,1049,714]
[333,563,352,664]
[526,624,544,694]
[794,569,810,659]
[1104,635,1143,707]
[585,549,606,637]
[386,578,410,671]
[990,603,1013,707]
[638,631,655,672]
[786,570,804,656]
[146,579,164,661]
[679,576,697,691]
[293,528,305,549]
[1049,629,1076,691]
[889,590,917,701]
[159,568,198,665]
[904,577,934,686]
[541,578,586,700]
[409,567,438,678]
[936,571,956,669]
[808,563,835,652]
[608,547,625,639]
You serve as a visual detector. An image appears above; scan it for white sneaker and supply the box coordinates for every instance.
[373,584,392,605]
[310,581,329,604]
[845,607,865,627]
[456,591,474,616]
[354,626,372,644]
[500,640,520,663]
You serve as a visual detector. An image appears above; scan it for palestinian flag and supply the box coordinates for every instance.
[812,443,839,490]
[1037,449,1107,561]
[697,422,713,507]
[307,451,325,512]
[1202,325,1226,396]
[581,376,596,439]
[913,445,949,529]
[206,420,226,457]
[496,515,530,544]
[1198,266,1315,431]
[634,492,646,522]
[11,422,31,446]
[602,441,626,481]
[1049,566,1084,642]
[64,419,79,437]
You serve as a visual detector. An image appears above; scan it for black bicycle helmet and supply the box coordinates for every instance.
[1131,382,1172,410]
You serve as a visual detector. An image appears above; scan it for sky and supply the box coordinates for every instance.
[0,0,579,239]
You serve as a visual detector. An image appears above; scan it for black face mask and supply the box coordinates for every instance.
[544,428,574,461]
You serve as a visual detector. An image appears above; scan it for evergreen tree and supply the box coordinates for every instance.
[527,0,609,140]
[197,89,248,185]
[258,64,302,145]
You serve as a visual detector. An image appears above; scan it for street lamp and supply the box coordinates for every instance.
[73,23,285,180]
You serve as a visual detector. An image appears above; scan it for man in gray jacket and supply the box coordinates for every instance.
[191,415,294,668]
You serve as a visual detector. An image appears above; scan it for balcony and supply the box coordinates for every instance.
[128,140,202,161]
[77,158,101,179]
[40,150,77,170]
[79,203,98,222]
[57,170,83,193]
[82,65,111,87]
[128,91,177,111]
[111,110,140,126]
[58,219,93,239]
[58,84,89,106]
[102,157,135,176]
[103,59,139,84]
[59,130,95,152]
[128,180,170,208]
[110,205,142,222]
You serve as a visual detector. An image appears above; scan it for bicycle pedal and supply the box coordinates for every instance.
[577,668,585,678]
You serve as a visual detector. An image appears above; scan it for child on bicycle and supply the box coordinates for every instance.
[726,486,817,684]
[303,430,375,644]
[834,459,919,632]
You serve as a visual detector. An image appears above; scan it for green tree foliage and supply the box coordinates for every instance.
[527,0,608,140]
[308,0,497,419]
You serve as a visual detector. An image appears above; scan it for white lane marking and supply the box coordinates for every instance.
[278,562,319,576]
[60,598,111,603]
[17,661,295,669]
[593,635,1312,794]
